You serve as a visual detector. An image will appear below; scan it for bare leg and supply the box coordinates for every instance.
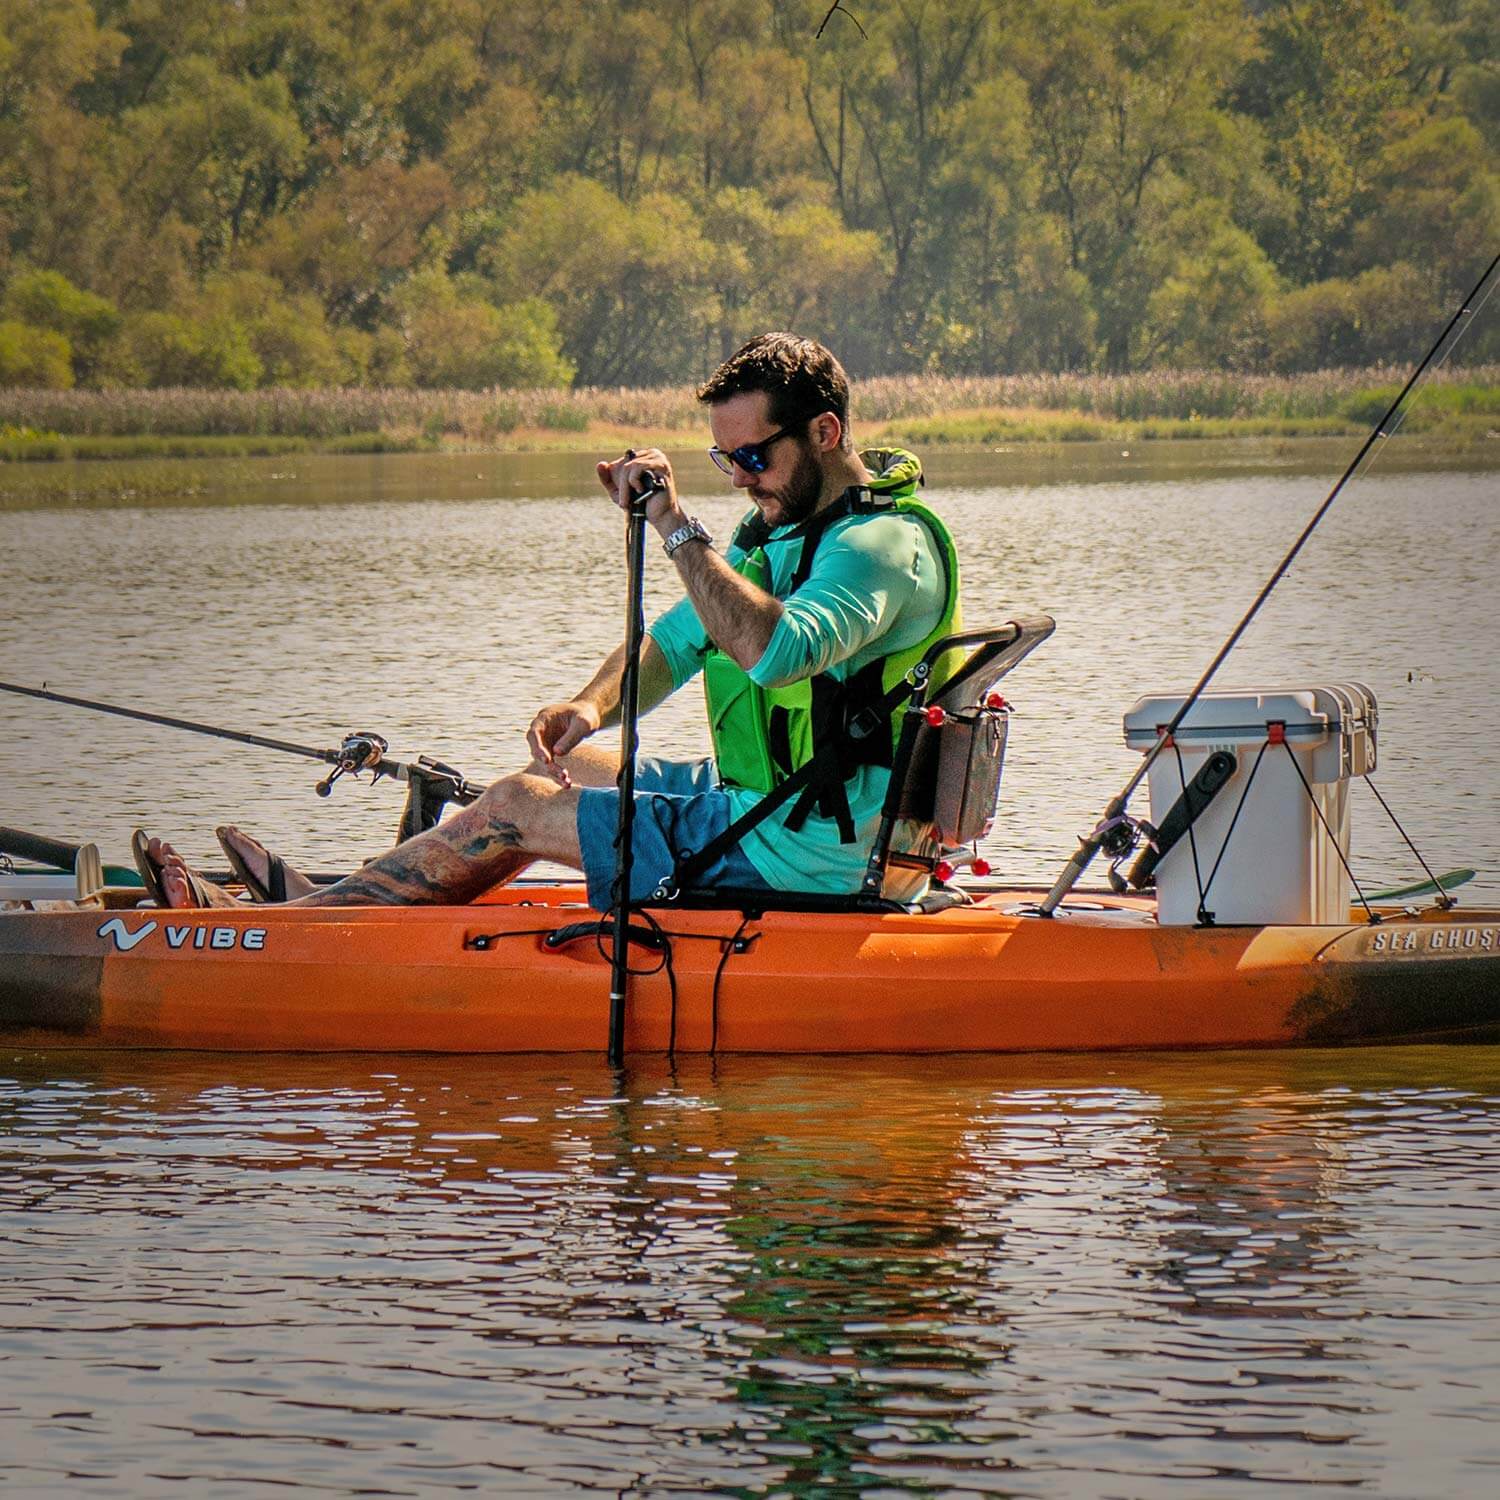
[151,741,623,912]
[154,770,586,910]
[531,740,619,789]
[297,769,585,907]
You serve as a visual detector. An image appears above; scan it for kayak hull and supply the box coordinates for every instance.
[3,886,1498,1053]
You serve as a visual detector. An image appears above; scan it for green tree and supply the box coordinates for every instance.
[192,271,348,387]
[779,0,1013,367]
[487,175,721,385]
[251,159,457,323]
[1398,0,1499,128]
[1265,261,1444,369]
[1350,115,1500,297]
[392,267,573,388]
[0,320,73,387]
[1,267,121,383]
[933,217,1098,373]
[1233,0,1414,282]
[115,308,263,388]
[667,0,808,197]
[924,72,1059,371]
[1143,221,1279,369]
[702,188,883,365]
[1008,0,1257,370]
[0,0,126,289]
[113,56,306,262]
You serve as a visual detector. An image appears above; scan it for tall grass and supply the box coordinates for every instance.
[885,410,1360,445]
[2,366,1496,440]
[0,384,704,439]
[856,367,1500,422]
[0,428,416,462]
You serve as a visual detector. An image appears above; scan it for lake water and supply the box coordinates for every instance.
[2,438,1500,1493]
[1,439,1497,900]
[4,1048,1500,1495]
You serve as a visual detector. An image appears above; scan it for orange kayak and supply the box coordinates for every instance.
[3,882,1498,1053]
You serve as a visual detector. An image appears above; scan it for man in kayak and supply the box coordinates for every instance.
[142,332,961,911]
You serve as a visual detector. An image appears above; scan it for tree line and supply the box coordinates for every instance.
[1,0,1496,394]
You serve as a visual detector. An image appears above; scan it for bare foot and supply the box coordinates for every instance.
[150,837,238,910]
[216,825,316,902]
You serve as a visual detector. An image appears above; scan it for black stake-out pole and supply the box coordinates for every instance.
[607,472,662,1064]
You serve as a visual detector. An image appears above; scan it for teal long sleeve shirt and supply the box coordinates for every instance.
[646,508,946,894]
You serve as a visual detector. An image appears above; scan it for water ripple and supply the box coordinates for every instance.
[7,1050,1498,1494]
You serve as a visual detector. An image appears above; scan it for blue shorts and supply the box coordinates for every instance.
[575,756,773,911]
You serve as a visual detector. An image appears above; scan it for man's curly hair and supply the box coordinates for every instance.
[697,332,852,446]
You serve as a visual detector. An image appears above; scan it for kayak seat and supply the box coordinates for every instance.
[863,614,1055,899]
[656,615,1055,916]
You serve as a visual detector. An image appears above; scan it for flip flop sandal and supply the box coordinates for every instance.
[215,827,288,904]
[131,828,218,909]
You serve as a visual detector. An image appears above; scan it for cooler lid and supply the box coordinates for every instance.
[1122,684,1375,749]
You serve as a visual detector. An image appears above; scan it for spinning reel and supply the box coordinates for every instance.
[1090,811,1159,894]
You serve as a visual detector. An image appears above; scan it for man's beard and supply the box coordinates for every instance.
[751,439,823,526]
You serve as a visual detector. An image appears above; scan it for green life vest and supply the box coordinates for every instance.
[702,448,962,842]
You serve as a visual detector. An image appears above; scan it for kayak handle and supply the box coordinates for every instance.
[546,919,668,952]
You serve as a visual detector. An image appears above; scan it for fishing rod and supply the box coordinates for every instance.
[0,677,485,818]
[1038,248,1500,918]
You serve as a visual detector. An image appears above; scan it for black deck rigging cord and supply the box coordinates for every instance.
[1038,248,1500,917]
[1197,740,1272,913]
[1170,740,1211,924]
[1362,777,1459,909]
[1276,739,1379,923]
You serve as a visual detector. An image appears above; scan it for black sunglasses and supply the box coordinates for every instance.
[707,416,818,476]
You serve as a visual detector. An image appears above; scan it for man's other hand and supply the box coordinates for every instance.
[526,699,601,785]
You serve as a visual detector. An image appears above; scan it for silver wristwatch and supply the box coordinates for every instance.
[662,516,714,558]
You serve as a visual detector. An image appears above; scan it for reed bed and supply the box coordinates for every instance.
[2,366,1496,442]
[857,367,1500,422]
[0,430,417,462]
[0,385,697,439]
[886,411,1362,446]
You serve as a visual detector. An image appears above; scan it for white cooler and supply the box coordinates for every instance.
[1122,684,1377,926]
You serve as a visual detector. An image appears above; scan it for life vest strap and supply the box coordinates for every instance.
[657,751,821,899]
[660,670,920,900]
[779,668,888,841]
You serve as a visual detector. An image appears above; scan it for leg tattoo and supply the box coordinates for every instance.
[305,807,535,907]
[457,822,524,861]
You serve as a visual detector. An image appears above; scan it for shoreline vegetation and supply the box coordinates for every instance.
[3,368,1497,465]
[4,3,1496,402]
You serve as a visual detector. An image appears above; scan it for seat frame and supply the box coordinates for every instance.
[659,614,1056,915]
